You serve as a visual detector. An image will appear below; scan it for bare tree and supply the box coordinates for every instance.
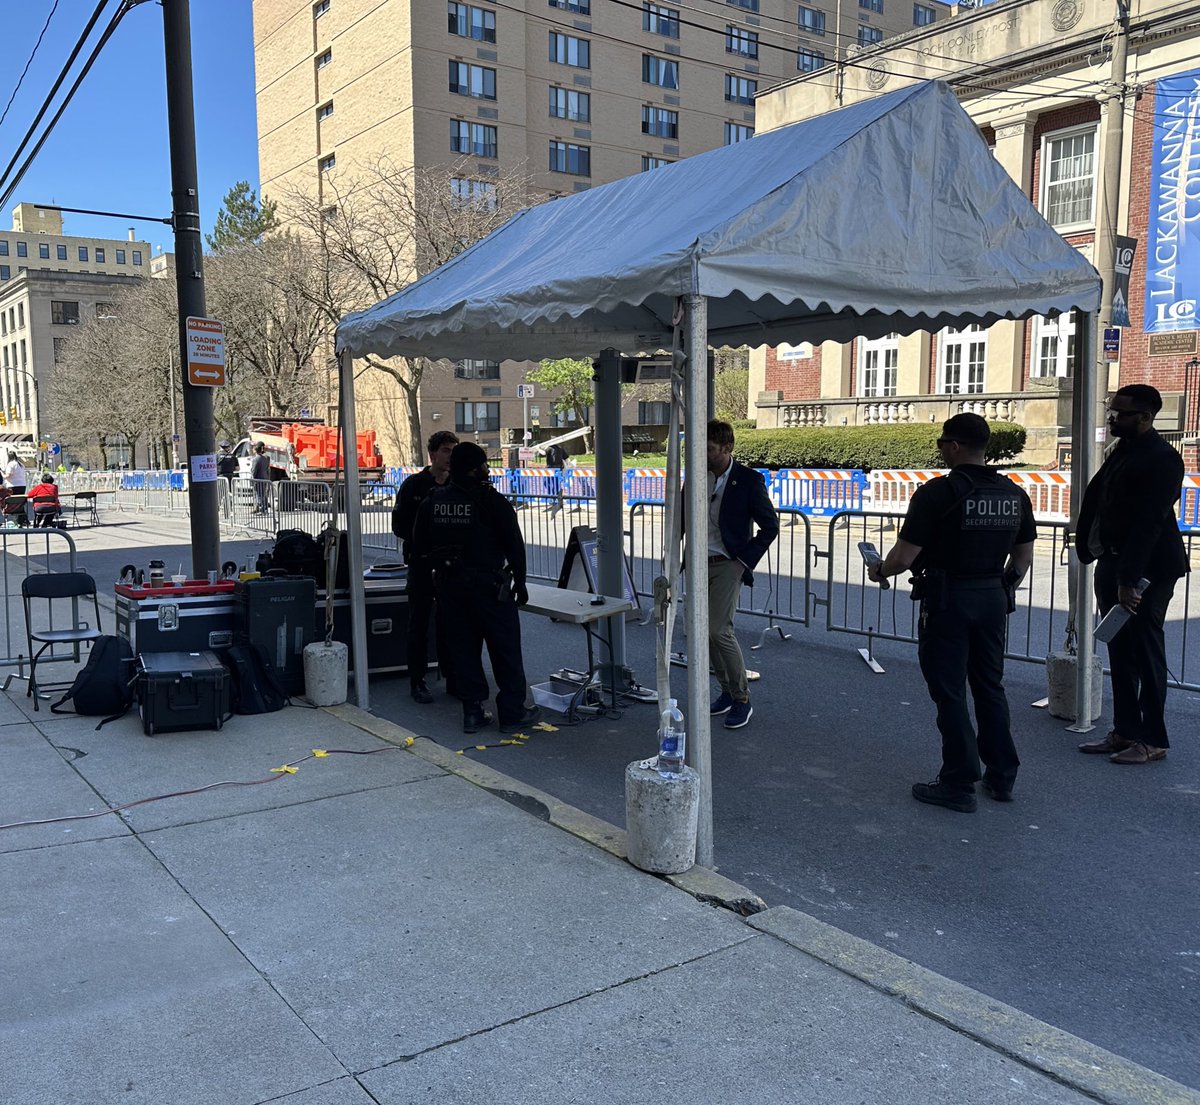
[279,157,542,463]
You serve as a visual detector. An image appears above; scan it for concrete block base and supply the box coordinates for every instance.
[624,761,699,875]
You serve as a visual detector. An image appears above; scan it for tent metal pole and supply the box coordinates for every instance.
[594,349,628,684]
[339,348,370,710]
[1068,310,1098,733]
[684,294,713,867]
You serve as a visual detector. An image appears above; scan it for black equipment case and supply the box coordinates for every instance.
[115,581,237,654]
[233,576,316,695]
[315,577,434,676]
[138,651,231,737]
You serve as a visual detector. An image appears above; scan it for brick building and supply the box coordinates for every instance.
[751,0,1200,465]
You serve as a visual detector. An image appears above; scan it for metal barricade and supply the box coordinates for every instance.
[1004,471,1071,521]
[771,469,867,516]
[624,468,669,505]
[510,467,561,505]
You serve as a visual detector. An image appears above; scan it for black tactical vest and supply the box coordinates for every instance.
[934,468,1025,579]
[427,483,480,574]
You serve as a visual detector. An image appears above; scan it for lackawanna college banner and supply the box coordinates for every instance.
[1145,66,1200,333]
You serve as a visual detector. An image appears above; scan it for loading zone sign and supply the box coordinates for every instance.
[185,316,226,386]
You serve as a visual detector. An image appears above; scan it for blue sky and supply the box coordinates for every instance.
[0,0,260,249]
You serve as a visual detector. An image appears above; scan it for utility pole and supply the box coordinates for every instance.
[162,0,219,577]
[1092,0,1130,434]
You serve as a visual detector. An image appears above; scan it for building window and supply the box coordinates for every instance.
[549,86,590,122]
[78,246,89,261]
[455,359,501,379]
[116,248,126,264]
[724,122,754,144]
[95,247,105,263]
[0,265,8,282]
[455,401,500,432]
[859,0,883,10]
[728,0,759,9]
[913,2,935,24]
[316,48,332,68]
[314,0,330,15]
[641,105,678,139]
[638,401,671,423]
[38,243,49,259]
[725,26,758,57]
[450,177,498,210]
[642,54,679,88]
[857,24,883,45]
[724,74,757,104]
[318,101,334,120]
[1032,314,1075,378]
[448,2,497,42]
[449,61,497,99]
[54,244,66,261]
[798,5,826,33]
[939,325,987,394]
[53,337,64,362]
[17,304,24,327]
[1042,126,1096,230]
[797,48,826,71]
[643,3,679,36]
[51,300,81,325]
[857,334,898,397]
[642,156,672,171]
[16,242,27,258]
[133,250,143,266]
[549,32,590,68]
[0,242,6,255]
[96,302,113,319]
[549,140,591,175]
[549,0,590,12]
[451,120,498,158]
[319,154,336,173]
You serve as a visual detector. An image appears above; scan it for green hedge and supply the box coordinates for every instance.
[729,418,758,431]
[732,422,1026,470]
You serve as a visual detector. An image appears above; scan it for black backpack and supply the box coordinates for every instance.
[51,635,136,729]
[221,643,290,714]
[272,528,349,589]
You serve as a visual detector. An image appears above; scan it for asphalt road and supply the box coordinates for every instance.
[373,603,1200,1091]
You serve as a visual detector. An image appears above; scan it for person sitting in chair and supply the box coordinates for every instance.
[28,473,62,527]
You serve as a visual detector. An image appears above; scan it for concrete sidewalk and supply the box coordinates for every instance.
[2,677,1195,1105]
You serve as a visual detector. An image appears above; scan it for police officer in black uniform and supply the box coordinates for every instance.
[411,441,540,735]
[392,430,458,703]
[869,413,1036,812]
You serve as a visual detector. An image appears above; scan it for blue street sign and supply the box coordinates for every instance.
[48,442,61,456]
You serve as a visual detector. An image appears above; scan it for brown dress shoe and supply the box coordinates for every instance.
[1078,730,1132,755]
[1109,741,1167,765]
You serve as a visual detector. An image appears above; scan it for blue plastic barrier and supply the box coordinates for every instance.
[771,469,866,516]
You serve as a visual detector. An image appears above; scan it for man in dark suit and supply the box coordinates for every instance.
[704,419,779,729]
[1075,384,1189,764]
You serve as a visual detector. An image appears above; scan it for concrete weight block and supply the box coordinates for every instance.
[625,760,699,874]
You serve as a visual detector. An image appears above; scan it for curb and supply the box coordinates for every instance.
[326,702,1199,1105]
[748,907,1200,1105]
[323,701,766,917]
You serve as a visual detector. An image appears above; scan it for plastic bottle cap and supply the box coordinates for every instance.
[667,698,677,708]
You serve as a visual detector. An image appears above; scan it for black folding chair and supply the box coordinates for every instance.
[21,572,103,710]
[71,491,100,527]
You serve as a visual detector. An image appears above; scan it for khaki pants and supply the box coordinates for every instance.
[708,557,748,701]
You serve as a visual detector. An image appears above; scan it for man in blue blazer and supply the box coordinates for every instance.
[704,420,779,728]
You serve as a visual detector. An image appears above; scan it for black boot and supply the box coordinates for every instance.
[462,704,493,734]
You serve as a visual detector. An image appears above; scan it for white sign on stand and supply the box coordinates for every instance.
[517,384,535,399]
[518,446,535,466]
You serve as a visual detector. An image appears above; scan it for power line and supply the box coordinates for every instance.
[0,0,62,133]
[0,0,117,202]
[0,2,150,214]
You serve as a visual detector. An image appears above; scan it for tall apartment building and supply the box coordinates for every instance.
[0,204,149,453]
[253,0,941,458]
[751,0,1200,467]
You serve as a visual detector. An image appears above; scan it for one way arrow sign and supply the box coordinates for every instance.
[185,316,226,387]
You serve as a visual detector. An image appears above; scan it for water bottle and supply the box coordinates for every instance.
[657,698,685,777]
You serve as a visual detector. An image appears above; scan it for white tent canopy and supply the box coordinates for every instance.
[334,79,1103,867]
[337,80,1100,362]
